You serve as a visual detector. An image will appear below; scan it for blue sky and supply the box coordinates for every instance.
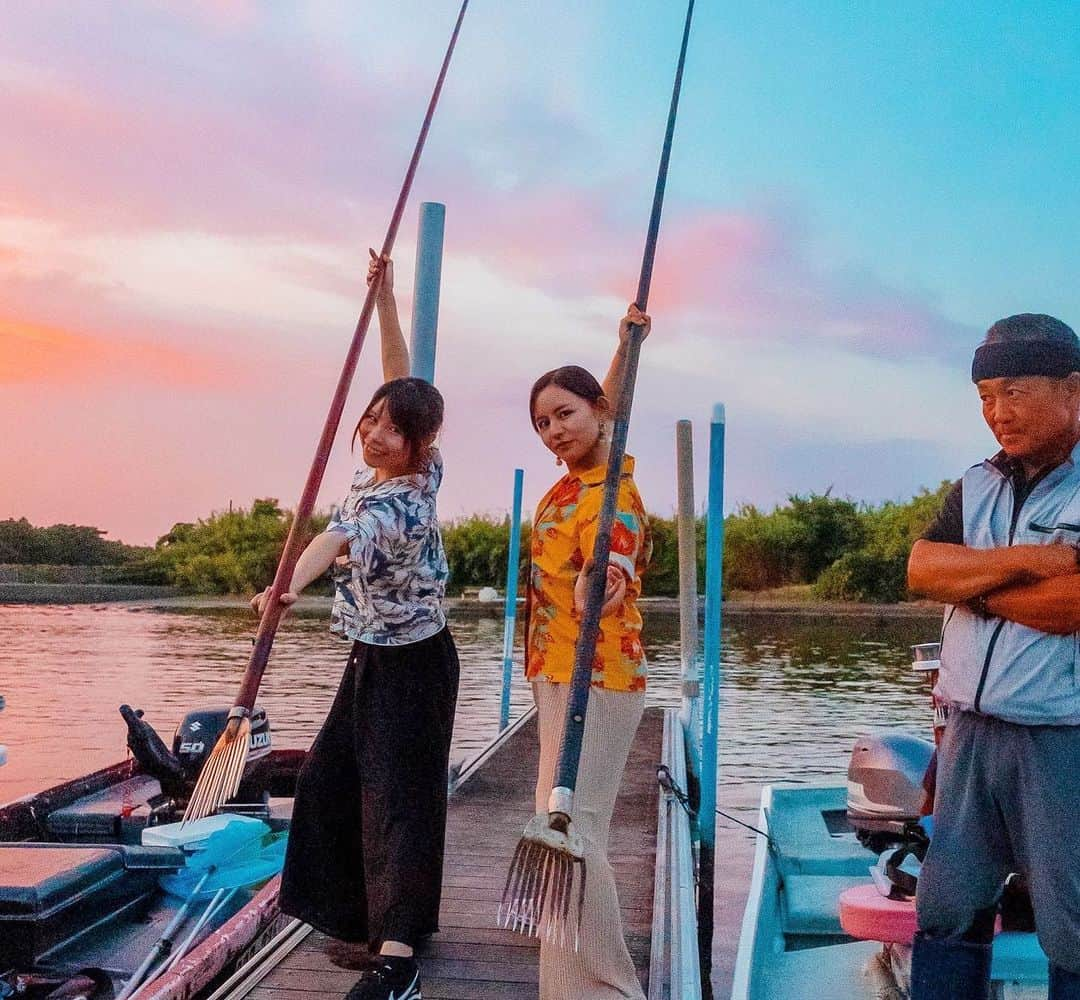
[2,1,1077,542]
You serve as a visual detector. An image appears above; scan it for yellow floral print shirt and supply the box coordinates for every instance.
[526,456,652,692]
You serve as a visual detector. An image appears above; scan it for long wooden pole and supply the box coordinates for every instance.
[234,1,469,713]
[548,0,696,822]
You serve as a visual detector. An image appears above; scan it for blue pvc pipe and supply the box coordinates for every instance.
[409,201,445,383]
[499,469,525,732]
[698,402,725,973]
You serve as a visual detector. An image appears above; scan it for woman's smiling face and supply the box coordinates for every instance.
[357,399,414,478]
[532,384,604,470]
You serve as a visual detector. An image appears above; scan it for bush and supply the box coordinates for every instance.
[813,481,953,603]
[0,518,146,565]
[442,515,530,596]
[722,504,801,590]
[813,550,909,603]
[147,499,330,595]
[639,514,704,597]
[785,493,865,580]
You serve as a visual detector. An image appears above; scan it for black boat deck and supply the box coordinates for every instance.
[249,707,663,1000]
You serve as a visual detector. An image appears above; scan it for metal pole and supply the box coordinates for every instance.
[548,0,696,827]
[675,420,700,776]
[499,468,525,732]
[409,201,445,383]
[698,403,725,992]
[224,0,471,718]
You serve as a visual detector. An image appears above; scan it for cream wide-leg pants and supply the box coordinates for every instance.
[532,680,647,1000]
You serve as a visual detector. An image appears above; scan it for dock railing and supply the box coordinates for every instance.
[671,405,726,995]
[650,708,702,1000]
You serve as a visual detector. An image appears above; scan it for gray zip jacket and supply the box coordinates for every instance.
[939,441,1080,725]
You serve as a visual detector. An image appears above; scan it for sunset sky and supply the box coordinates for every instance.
[3,2,1078,544]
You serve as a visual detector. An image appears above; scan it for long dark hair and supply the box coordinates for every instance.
[353,377,444,466]
[528,365,606,429]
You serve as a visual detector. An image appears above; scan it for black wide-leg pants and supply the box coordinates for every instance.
[280,627,459,947]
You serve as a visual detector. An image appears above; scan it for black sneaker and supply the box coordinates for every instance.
[343,956,421,1000]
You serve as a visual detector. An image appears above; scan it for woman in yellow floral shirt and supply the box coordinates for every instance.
[526,304,652,1000]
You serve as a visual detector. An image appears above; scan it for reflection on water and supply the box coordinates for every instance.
[0,603,942,817]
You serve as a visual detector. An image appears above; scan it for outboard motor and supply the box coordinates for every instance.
[847,732,934,852]
[119,704,187,798]
[172,706,272,783]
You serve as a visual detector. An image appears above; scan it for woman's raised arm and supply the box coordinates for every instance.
[601,304,651,414]
[369,250,410,383]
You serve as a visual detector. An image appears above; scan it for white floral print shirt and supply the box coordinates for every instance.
[327,449,448,646]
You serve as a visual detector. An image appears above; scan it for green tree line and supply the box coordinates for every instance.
[0,518,148,567]
[8,482,951,601]
[146,500,331,593]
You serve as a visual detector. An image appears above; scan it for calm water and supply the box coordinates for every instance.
[0,600,940,813]
[0,599,944,995]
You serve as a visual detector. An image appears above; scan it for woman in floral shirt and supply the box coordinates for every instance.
[252,254,456,1000]
[526,304,653,1000]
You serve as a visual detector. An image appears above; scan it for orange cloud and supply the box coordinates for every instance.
[0,317,243,388]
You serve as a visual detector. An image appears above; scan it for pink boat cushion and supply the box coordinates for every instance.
[839,887,1049,982]
[839,884,918,944]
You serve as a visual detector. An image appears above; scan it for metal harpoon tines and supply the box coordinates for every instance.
[181,715,251,825]
[498,815,586,950]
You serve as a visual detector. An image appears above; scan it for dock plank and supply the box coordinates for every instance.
[256,708,663,999]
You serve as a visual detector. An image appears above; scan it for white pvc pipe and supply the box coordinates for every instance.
[675,419,700,767]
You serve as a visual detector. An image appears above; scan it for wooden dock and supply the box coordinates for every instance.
[247,707,663,1000]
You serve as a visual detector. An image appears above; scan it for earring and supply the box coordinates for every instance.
[556,456,563,466]
[599,423,609,442]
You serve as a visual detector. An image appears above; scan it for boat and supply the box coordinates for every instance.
[732,646,1051,1000]
[2,698,698,1000]
[0,704,304,1000]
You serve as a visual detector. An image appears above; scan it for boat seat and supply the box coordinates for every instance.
[0,843,183,968]
[46,774,164,842]
[5,842,184,870]
[782,874,869,936]
[0,845,134,967]
[767,787,874,877]
[839,885,1049,983]
[991,932,1049,984]
[839,882,918,943]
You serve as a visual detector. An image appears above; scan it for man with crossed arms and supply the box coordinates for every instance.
[908,313,1080,999]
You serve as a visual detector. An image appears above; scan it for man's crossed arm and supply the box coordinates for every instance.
[908,539,1080,635]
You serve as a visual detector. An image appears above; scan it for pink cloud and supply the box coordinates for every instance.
[0,47,397,244]
[357,182,974,362]
[559,203,977,361]
[169,0,259,31]
[0,315,245,389]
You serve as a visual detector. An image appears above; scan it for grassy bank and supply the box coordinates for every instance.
[19,587,944,622]
[0,584,180,604]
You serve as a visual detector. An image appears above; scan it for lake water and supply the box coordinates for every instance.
[0,598,943,996]
[0,598,941,810]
